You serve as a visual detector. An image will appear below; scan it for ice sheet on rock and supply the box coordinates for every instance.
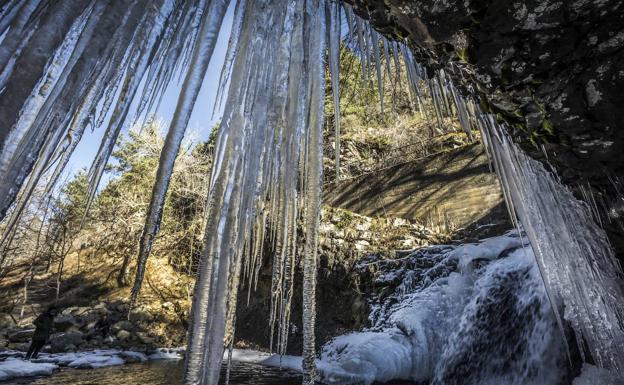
[319,331,412,384]
[66,353,125,369]
[34,349,147,368]
[0,358,58,381]
[148,347,185,360]
[447,232,526,272]
[572,364,624,385]
[260,354,303,373]
[0,348,190,381]
[226,349,271,363]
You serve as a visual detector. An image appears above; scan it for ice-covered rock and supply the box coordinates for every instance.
[0,358,58,381]
[0,348,171,381]
[148,347,185,360]
[572,364,624,385]
[66,353,125,369]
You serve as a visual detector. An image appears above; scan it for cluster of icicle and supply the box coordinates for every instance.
[0,0,223,250]
[387,36,624,377]
[181,0,328,383]
[0,2,468,385]
[413,62,624,374]
[478,115,624,372]
[2,0,624,384]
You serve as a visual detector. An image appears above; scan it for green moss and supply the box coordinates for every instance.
[335,211,354,229]
[457,47,469,63]
[542,119,554,135]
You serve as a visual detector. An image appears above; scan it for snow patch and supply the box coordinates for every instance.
[0,358,58,381]
[0,348,176,381]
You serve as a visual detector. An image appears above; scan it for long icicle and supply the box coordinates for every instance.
[129,0,229,309]
[327,0,340,180]
[302,0,325,382]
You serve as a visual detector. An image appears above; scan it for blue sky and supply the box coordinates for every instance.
[65,4,235,178]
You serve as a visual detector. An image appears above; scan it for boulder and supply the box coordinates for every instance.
[354,240,370,251]
[7,328,34,343]
[355,220,372,231]
[93,302,108,312]
[50,331,85,352]
[64,343,77,352]
[135,332,154,345]
[116,330,131,341]
[9,342,30,352]
[120,351,147,363]
[54,315,79,332]
[392,218,408,227]
[111,320,134,333]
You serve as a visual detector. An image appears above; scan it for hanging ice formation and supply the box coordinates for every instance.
[0,0,209,240]
[181,1,326,384]
[2,0,624,384]
[478,115,624,372]
[129,0,229,309]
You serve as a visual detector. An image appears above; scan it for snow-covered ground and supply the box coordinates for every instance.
[0,359,58,382]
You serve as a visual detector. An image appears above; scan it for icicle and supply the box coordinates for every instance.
[354,17,367,81]
[382,36,392,80]
[0,0,41,76]
[391,41,401,85]
[129,0,229,310]
[0,0,94,219]
[183,2,257,381]
[327,0,340,180]
[370,28,384,113]
[302,0,325,382]
[212,0,247,117]
[83,0,176,222]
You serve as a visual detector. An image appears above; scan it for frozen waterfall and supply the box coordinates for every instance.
[318,232,567,385]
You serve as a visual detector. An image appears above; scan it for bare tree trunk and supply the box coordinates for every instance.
[117,254,131,287]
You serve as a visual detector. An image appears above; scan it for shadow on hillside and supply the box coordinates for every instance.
[324,144,502,231]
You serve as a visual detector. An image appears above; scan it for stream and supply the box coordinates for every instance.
[5,360,303,385]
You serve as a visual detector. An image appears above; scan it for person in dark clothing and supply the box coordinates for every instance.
[25,307,58,360]
[95,313,111,339]
[87,313,112,343]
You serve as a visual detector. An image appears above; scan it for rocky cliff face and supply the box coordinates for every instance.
[234,206,442,354]
[348,0,624,259]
